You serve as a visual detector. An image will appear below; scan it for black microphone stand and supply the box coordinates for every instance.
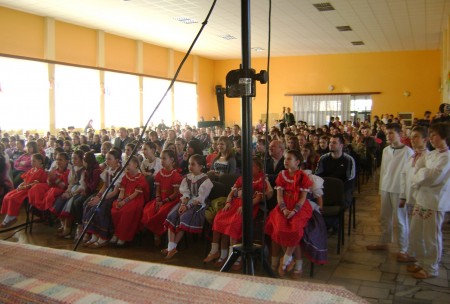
[220,0,274,277]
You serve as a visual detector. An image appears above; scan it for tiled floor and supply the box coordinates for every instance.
[2,174,449,304]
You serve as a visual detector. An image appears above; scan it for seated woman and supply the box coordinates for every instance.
[208,136,237,179]
[179,140,204,175]
[300,143,319,172]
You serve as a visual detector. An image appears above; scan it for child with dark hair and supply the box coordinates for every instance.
[367,123,413,262]
[179,140,204,175]
[12,141,39,187]
[206,157,272,269]
[163,154,213,259]
[110,156,149,246]
[82,149,124,248]
[265,149,313,277]
[28,152,70,212]
[141,142,162,178]
[71,151,102,239]
[51,150,85,238]
[141,149,183,247]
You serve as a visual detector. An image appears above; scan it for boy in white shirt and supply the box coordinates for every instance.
[367,123,413,263]
[407,122,450,279]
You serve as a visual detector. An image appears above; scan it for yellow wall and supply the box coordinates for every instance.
[55,21,96,66]
[173,51,193,82]
[197,57,217,120]
[143,43,169,78]
[0,6,44,59]
[214,51,441,126]
[105,33,137,73]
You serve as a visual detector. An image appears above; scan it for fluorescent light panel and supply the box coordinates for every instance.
[173,17,198,24]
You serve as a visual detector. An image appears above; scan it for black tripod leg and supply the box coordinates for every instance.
[262,257,277,278]
[243,254,255,275]
[220,251,240,272]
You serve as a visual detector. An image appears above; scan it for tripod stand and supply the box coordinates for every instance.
[219,0,274,277]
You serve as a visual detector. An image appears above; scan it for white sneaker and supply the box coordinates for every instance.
[109,235,118,244]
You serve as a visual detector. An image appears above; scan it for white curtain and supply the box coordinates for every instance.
[293,95,351,127]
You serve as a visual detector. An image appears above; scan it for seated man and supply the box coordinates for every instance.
[264,140,285,210]
[315,134,356,231]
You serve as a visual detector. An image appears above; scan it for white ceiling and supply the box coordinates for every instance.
[0,0,449,60]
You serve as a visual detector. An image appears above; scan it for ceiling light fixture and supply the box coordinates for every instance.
[313,2,335,12]
[173,17,198,24]
[336,26,352,32]
[251,47,265,52]
[219,34,237,40]
[351,41,365,45]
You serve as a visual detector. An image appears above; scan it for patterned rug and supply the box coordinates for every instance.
[0,241,367,303]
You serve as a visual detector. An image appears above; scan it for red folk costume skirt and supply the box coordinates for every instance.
[212,197,259,240]
[141,198,179,236]
[1,189,30,216]
[111,197,145,241]
[141,169,182,236]
[265,200,313,247]
[111,173,149,242]
[28,184,65,211]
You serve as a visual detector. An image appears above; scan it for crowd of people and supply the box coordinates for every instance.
[0,103,449,279]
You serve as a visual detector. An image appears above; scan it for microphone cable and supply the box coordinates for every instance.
[74,0,218,251]
[260,0,272,271]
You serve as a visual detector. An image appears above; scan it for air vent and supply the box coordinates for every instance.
[351,41,365,45]
[219,34,237,40]
[336,25,352,32]
[173,17,198,24]
[313,2,335,11]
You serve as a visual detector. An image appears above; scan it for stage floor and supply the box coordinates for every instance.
[0,241,366,303]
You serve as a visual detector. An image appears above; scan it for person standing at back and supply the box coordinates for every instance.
[284,107,296,127]
[113,127,131,152]
[367,123,413,262]
[407,122,450,279]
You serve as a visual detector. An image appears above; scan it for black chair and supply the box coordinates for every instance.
[321,177,346,254]
[344,180,356,236]
[217,174,239,191]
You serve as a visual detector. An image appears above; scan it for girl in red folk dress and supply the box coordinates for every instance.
[110,156,149,246]
[206,157,273,269]
[28,152,70,212]
[265,149,313,277]
[140,149,182,247]
[0,154,47,228]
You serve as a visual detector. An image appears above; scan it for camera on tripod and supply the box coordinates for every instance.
[225,68,268,98]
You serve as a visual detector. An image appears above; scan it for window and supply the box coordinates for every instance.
[350,95,372,112]
[173,81,197,126]
[0,57,49,131]
[143,77,172,127]
[55,65,100,130]
[104,71,140,128]
[293,95,351,127]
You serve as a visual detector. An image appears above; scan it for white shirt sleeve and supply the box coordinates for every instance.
[195,178,214,207]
